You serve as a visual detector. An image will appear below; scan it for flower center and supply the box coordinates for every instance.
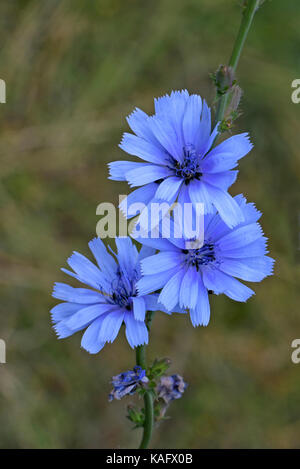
[110,268,138,310]
[173,144,202,185]
[182,243,215,271]
[111,290,132,310]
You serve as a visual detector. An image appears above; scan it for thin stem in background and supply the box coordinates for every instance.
[214,0,261,127]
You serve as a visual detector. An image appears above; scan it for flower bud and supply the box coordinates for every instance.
[148,358,171,380]
[212,65,236,96]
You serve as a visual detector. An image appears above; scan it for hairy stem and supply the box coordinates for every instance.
[136,344,154,449]
[214,0,260,127]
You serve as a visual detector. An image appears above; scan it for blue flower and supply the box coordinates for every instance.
[51,237,163,354]
[109,366,149,401]
[108,90,253,228]
[157,374,187,404]
[136,195,275,326]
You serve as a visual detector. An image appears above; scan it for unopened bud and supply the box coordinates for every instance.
[127,405,145,428]
[212,65,236,96]
[148,357,171,380]
[225,85,243,119]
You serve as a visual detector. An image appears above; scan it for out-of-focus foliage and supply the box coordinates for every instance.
[0,0,299,448]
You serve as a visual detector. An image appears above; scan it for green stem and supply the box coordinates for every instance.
[136,344,154,449]
[214,0,260,127]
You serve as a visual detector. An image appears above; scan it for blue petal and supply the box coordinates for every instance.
[179,268,199,309]
[138,245,156,261]
[189,179,214,214]
[124,312,149,348]
[204,211,230,243]
[220,237,268,258]
[158,268,186,311]
[141,251,183,275]
[234,194,262,224]
[182,94,202,146]
[126,108,163,146]
[144,294,186,315]
[134,235,179,252]
[195,100,211,154]
[144,294,159,310]
[52,283,105,304]
[147,115,183,162]
[201,133,253,173]
[119,132,168,165]
[160,218,187,249]
[98,309,125,343]
[202,170,238,191]
[115,237,138,277]
[219,256,275,282]
[200,122,220,156]
[217,223,263,251]
[108,161,146,181]
[65,304,116,330]
[132,297,146,321]
[53,321,82,339]
[119,183,157,219]
[133,193,178,235]
[155,90,189,117]
[143,294,165,312]
[154,90,189,156]
[88,238,117,277]
[170,305,188,314]
[203,268,254,301]
[50,302,84,323]
[177,180,191,205]
[136,266,180,295]
[126,164,173,187]
[190,275,210,326]
[81,317,106,354]
[155,176,183,202]
[176,184,199,240]
[202,266,227,294]
[66,251,108,289]
[60,266,109,292]
[204,183,244,228]
[222,275,255,302]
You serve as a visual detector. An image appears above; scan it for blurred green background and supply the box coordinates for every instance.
[0,0,299,449]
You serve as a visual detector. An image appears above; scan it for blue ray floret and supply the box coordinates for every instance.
[136,195,275,327]
[51,237,166,354]
[109,366,149,401]
[108,90,253,228]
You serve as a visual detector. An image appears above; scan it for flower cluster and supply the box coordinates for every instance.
[50,89,274,441]
[109,366,148,401]
[51,89,274,353]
